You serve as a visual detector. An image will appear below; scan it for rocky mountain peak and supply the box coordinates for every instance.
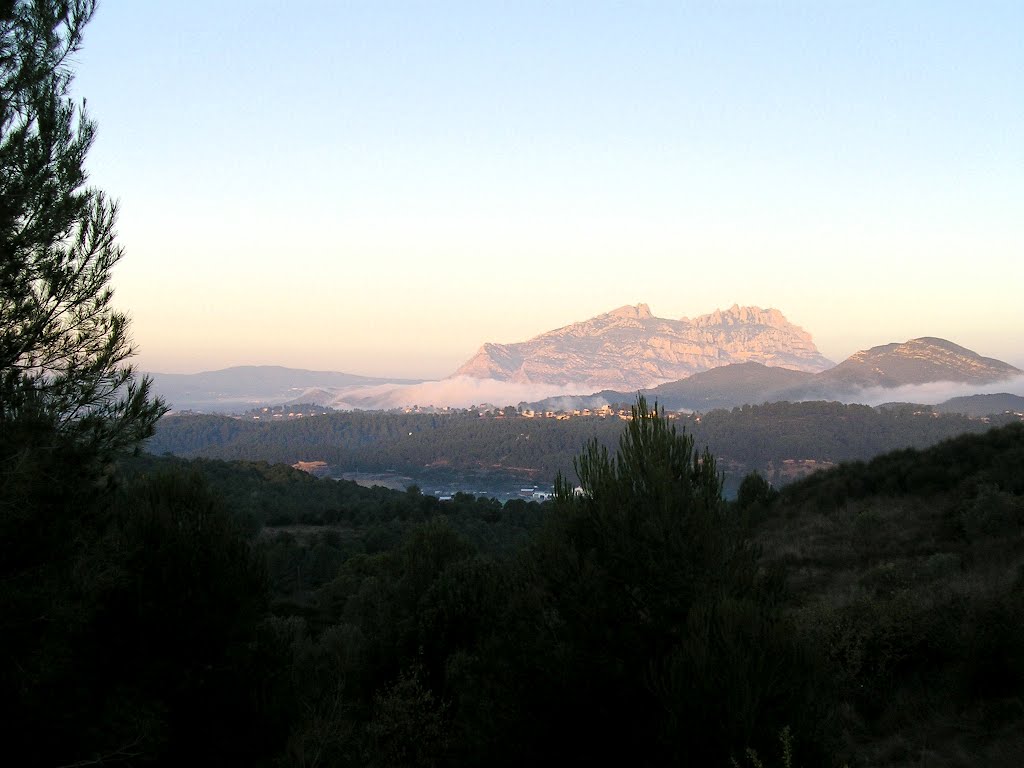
[689,305,790,330]
[607,303,653,320]
[451,303,833,389]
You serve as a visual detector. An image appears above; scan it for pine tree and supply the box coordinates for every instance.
[2,9,168,758]
[535,398,806,764]
[0,0,164,463]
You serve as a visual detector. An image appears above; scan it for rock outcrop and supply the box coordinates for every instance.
[451,304,834,390]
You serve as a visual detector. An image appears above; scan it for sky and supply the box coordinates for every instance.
[72,1,1023,379]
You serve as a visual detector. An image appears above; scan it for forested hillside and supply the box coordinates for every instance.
[753,423,1024,764]
[11,397,1024,765]
[148,402,1008,489]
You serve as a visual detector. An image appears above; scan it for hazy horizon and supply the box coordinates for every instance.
[141,300,1024,380]
[72,2,1021,380]
[142,304,1024,382]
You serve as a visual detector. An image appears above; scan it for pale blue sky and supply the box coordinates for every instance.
[73,1,1022,378]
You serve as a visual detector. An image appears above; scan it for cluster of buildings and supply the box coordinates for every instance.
[247,405,332,421]
[518,404,632,420]
[518,405,691,421]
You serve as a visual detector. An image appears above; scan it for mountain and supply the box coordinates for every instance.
[814,337,1020,389]
[452,304,833,390]
[150,330,1020,415]
[935,393,1024,418]
[526,362,816,413]
[525,337,1022,413]
[644,362,816,411]
[150,366,421,411]
[759,337,1022,404]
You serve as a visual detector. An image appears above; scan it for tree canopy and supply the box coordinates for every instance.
[0,0,163,461]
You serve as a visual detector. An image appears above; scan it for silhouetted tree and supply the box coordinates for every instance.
[487,397,825,765]
[1,0,164,465]
[737,470,778,512]
[0,5,174,764]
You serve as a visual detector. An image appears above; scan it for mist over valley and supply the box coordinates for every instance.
[149,303,1023,415]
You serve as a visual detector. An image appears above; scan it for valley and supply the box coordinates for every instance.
[147,399,1023,500]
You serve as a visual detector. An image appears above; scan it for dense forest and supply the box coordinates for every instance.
[8,399,1024,766]
[148,401,1011,490]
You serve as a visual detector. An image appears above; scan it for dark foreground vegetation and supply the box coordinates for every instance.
[5,398,1024,766]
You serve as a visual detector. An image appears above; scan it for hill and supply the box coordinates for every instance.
[147,402,1011,493]
[642,361,814,410]
[815,337,1020,389]
[525,337,1021,413]
[753,422,1024,764]
[936,392,1024,417]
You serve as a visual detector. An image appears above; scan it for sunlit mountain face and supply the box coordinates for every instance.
[148,307,1021,413]
[452,304,833,390]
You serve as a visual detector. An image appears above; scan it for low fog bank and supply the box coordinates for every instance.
[328,376,602,410]
[836,375,1024,408]
[155,370,1024,415]
[329,374,1024,413]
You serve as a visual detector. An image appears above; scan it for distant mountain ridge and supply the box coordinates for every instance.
[645,362,815,410]
[527,337,1021,413]
[935,393,1024,418]
[150,365,421,411]
[149,314,1021,413]
[816,337,1020,388]
[452,303,833,390]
